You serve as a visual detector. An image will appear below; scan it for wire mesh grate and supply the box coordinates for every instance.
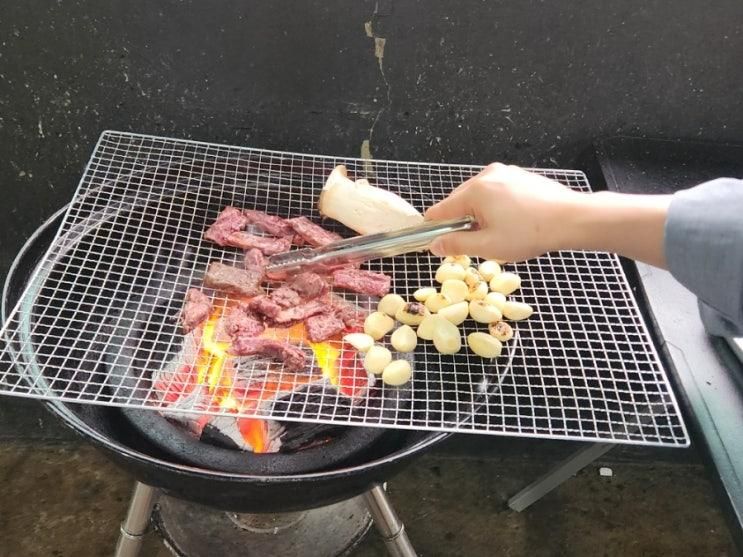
[0,131,689,447]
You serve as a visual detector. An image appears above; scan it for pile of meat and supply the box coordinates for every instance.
[181,206,393,372]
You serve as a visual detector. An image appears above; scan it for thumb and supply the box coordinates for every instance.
[429,230,490,258]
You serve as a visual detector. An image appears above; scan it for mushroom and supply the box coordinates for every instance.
[318,165,423,234]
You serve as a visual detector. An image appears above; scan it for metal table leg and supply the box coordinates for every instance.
[507,442,615,512]
[363,484,417,557]
[114,482,160,557]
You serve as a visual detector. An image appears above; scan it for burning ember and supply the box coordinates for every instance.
[152,299,371,454]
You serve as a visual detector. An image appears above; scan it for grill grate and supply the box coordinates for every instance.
[0,131,688,447]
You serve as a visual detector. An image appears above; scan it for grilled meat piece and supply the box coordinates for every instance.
[286,272,329,299]
[332,298,368,331]
[287,216,342,247]
[224,303,265,338]
[181,288,213,333]
[229,337,307,372]
[332,268,391,297]
[223,232,292,255]
[243,209,295,238]
[248,295,283,320]
[204,262,264,297]
[204,207,249,245]
[273,299,328,325]
[244,248,267,273]
[270,285,302,308]
[305,313,346,342]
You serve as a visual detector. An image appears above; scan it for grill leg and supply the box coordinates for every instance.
[364,484,417,557]
[507,442,615,512]
[114,482,160,557]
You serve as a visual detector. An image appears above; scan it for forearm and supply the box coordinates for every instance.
[559,191,672,268]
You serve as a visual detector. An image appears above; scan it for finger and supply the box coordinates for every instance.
[424,173,482,221]
[429,229,491,258]
[425,187,476,222]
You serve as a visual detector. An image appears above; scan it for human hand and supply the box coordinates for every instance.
[425,163,584,262]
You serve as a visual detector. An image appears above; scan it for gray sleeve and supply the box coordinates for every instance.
[664,178,743,337]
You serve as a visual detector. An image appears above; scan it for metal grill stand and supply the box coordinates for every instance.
[115,483,160,557]
[114,481,417,557]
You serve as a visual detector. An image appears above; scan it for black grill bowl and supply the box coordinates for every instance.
[2,208,448,513]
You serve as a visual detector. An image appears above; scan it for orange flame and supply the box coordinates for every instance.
[261,322,341,383]
[195,307,269,453]
[186,302,365,452]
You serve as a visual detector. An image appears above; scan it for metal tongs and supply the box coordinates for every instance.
[266,216,475,277]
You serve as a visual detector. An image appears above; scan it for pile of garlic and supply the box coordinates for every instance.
[342,255,534,387]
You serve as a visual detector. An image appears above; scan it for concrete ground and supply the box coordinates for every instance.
[0,436,736,557]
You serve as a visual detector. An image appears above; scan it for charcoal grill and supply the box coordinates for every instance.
[0,131,688,447]
[2,206,447,557]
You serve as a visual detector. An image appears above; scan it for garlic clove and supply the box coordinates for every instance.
[343,332,375,352]
[378,294,406,317]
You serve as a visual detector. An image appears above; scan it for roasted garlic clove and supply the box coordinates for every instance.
[441,279,468,304]
[424,293,452,313]
[463,267,483,288]
[364,311,395,340]
[484,291,507,310]
[437,301,469,325]
[435,262,466,283]
[488,321,514,342]
[378,294,406,317]
[395,302,429,326]
[416,314,442,340]
[466,280,489,301]
[443,255,471,268]
[478,260,502,281]
[343,332,375,352]
[501,301,534,321]
[432,318,462,354]
[413,287,437,302]
[390,325,418,352]
[489,272,521,295]
[364,345,392,374]
[382,359,413,386]
[469,300,503,323]
[468,332,503,359]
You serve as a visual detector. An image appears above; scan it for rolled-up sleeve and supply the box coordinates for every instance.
[664,178,743,337]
